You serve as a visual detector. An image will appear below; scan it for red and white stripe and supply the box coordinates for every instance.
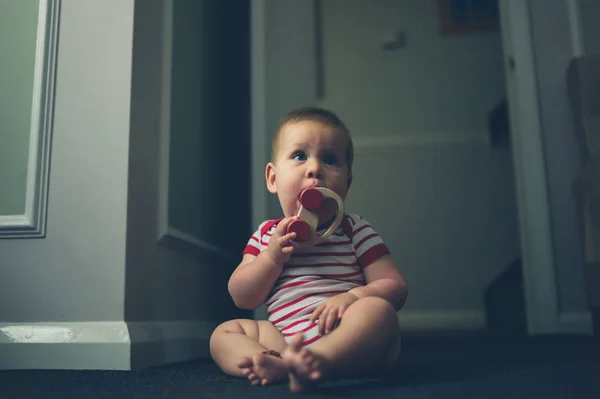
[242,214,390,347]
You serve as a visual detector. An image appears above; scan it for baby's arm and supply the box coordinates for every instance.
[228,216,298,310]
[348,255,408,310]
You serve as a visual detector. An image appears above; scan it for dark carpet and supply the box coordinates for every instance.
[1,334,598,399]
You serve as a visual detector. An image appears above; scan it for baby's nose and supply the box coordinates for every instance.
[306,161,324,179]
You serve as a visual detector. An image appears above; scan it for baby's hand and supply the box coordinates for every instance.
[264,216,298,266]
[310,292,359,335]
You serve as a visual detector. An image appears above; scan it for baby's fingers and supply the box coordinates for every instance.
[310,304,325,325]
[275,216,299,237]
[324,308,340,334]
[279,232,296,245]
[318,309,331,335]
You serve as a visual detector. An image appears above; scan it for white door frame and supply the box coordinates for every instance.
[250,0,580,334]
[498,0,559,334]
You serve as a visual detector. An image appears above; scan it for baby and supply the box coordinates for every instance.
[209,107,408,392]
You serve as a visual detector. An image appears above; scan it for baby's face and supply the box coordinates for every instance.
[266,120,350,221]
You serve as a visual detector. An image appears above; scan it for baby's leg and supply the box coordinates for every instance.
[282,296,401,391]
[209,319,288,385]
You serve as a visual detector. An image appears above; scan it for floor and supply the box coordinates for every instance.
[0,333,598,399]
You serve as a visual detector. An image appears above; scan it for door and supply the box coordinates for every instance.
[498,0,559,334]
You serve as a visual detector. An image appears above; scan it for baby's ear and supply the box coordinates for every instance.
[265,162,277,194]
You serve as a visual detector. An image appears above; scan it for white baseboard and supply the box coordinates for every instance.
[352,132,489,155]
[398,310,486,332]
[0,320,216,370]
[255,309,487,331]
[558,311,593,335]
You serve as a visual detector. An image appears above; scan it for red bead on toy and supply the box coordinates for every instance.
[287,220,311,242]
[299,188,323,211]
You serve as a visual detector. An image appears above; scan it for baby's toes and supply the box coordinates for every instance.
[237,356,252,368]
[309,367,322,381]
[241,368,252,377]
[250,375,262,386]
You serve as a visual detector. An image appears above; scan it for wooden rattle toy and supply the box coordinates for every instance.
[286,187,345,248]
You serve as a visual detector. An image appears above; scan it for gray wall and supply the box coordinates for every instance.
[0,1,39,215]
[0,0,132,322]
[578,0,600,55]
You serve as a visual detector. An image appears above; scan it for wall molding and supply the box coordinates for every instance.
[352,132,490,154]
[398,310,594,334]
[0,320,215,370]
[159,227,238,263]
[398,310,486,332]
[0,0,60,239]
[558,310,593,335]
[155,0,235,264]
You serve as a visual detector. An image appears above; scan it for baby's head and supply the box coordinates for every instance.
[266,107,354,219]
[271,107,354,188]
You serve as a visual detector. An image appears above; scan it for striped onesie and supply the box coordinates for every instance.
[243,213,390,348]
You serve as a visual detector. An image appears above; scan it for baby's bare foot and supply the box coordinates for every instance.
[236,353,288,386]
[281,334,324,392]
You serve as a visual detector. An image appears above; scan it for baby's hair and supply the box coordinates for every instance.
[271,107,354,184]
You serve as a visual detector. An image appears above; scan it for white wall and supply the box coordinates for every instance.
[318,0,506,138]
[578,0,600,55]
[317,0,520,326]
[256,0,319,225]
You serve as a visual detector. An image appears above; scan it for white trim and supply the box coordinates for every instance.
[0,0,59,239]
[251,0,268,232]
[0,320,215,370]
[558,311,594,335]
[157,0,173,243]
[251,1,270,322]
[353,132,489,154]
[156,0,234,263]
[499,0,559,335]
[398,311,486,332]
[566,0,585,56]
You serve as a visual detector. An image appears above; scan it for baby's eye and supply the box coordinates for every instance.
[292,151,307,161]
[323,154,338,166]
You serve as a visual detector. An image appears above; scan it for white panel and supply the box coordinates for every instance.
[0,0,59,238]
[155,0,234,263]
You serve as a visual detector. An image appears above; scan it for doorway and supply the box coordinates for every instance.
[251,0,561,334]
